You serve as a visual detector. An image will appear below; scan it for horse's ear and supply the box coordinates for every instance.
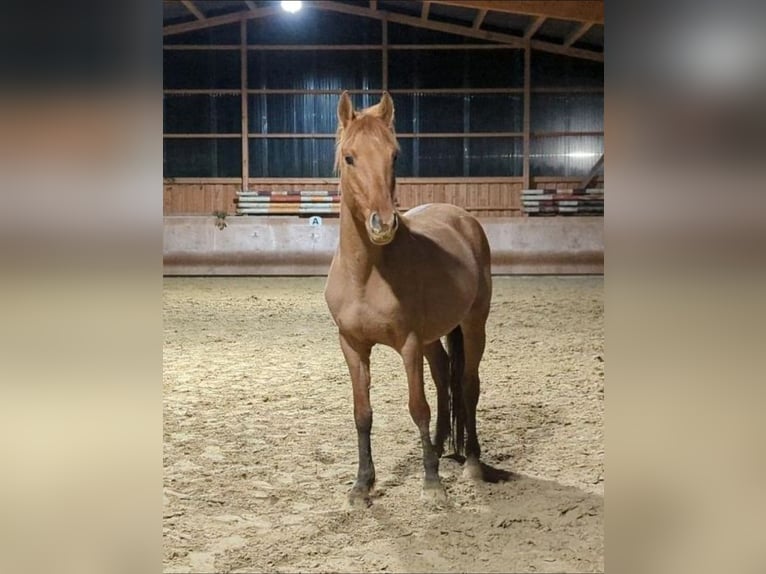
[337,91,355,129]
[378,92,395,128]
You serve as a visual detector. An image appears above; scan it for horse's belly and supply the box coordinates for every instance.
[420,291,474,343]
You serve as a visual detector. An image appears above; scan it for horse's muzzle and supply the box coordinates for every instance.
[368,211,398,245]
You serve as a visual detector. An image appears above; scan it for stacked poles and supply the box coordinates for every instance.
[521,188,604,216]
[235,190,340,216]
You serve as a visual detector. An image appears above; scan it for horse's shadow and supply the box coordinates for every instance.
[364,461,604,573]
[443,453,519,484]
[374,449,517,498]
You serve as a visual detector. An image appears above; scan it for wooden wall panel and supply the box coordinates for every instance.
[394,180,525,216]
[163,177,603,216]
[164,183,242,215]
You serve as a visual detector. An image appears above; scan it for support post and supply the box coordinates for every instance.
[522,43,531,189]
[240,20,249,193]
[382,17,388,91]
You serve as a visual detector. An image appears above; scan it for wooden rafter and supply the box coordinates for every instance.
[421,1,431,20]
[163,0,603,60]
[524,16,546,39]
[370,0,378,10]
[472,8,487,30]
[580,153,604,189]
[244,1,257,10]
[163,5,281,36]
[181,0,205,20]
[163,88,602,95]
[430,1,603,24]
[310,1,603,61]
[564,22,594,47]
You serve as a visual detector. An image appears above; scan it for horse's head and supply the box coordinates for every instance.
[336,91,400,246]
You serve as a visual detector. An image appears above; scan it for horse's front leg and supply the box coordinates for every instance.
[339,333,375,506]
[402,336,447,503]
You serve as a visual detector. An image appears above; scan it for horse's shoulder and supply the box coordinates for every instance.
[324,261,347,312]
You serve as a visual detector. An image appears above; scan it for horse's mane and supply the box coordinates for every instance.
[334,112,399,174]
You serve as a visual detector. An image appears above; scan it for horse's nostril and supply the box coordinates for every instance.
[370,212,382,232]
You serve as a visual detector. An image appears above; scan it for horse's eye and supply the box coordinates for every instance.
[344,155,354,166]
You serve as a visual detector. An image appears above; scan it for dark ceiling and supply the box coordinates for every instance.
[163,1,604,58]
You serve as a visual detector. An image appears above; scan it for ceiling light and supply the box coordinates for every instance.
[567,151,599,159]
[281,1,302,13]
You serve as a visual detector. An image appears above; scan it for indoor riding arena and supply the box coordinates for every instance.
[163,1,604,572]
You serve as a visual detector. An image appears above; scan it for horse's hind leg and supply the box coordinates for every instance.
[460,314,488,480]
[402,336,446,502]
[424,340,450,458]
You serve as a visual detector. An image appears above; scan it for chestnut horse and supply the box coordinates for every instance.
[324,91,493,505]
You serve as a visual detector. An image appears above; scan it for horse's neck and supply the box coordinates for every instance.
[338,196,382,281]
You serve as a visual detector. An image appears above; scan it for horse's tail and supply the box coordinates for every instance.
[446,326,466,457]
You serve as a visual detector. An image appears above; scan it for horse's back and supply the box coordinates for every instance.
[403,202,483,232]
[403,203,491,269]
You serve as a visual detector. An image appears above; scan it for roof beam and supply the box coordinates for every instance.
[564,21,595,47]
[310,1,603,61]
[163,5,281,36]
[245,1,257,10]
[524,15,546,39]
[472,8,488,30]
[181,0,205,21]
[421,1,431,20]
[430,1,603,24]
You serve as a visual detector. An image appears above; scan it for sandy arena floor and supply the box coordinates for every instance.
[163,276,604,573]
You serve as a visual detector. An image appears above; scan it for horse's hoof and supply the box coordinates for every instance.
[463,458,483,481]
[348,487,373,508]
[421,481,448,504]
